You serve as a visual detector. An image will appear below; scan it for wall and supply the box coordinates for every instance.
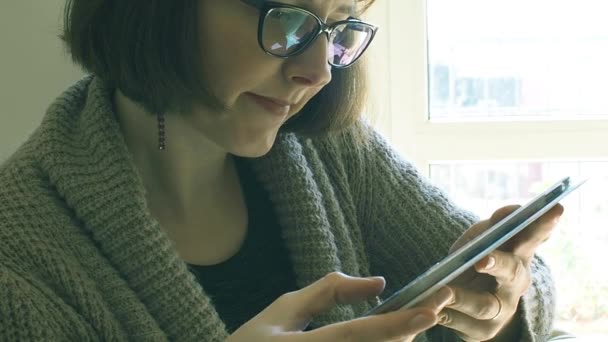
[0,0,82,161]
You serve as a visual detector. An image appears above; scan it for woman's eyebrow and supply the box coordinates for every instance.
[333,3,356,16]
[297,0,356,17]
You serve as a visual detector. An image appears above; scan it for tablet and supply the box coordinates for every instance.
[364,176,585,316]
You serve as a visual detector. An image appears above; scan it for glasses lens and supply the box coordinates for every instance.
[262,8,318,56]
[329,23,374,67]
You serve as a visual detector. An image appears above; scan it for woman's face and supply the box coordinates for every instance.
[192,0,353,157]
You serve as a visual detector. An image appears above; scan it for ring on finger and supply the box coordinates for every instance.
[489,293,503,320]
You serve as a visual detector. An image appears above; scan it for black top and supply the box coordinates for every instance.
[187,157,299,333]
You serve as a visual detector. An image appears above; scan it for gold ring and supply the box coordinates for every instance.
[489,293,503,320]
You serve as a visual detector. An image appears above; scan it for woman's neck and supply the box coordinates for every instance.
[113,90,233,215]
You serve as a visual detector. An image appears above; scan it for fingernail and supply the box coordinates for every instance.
[438,312,449,325]
[408,313,436,331]
[436,287,453,306]
[367,276,386,284]
[484,256,496,270]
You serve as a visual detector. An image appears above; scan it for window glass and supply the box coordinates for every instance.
[428,0,608,120]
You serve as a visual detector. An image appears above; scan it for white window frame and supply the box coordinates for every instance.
[365,0,608,174]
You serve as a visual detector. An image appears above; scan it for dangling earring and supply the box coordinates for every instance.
[157,112,166,150]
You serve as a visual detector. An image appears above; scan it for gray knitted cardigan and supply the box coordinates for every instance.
[0,77,555,341]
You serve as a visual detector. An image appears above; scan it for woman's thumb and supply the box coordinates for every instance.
[265,272,385,331]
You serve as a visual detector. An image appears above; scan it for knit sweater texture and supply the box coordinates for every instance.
[0,76,555,341]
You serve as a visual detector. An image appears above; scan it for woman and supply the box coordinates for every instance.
[0,0,559,341]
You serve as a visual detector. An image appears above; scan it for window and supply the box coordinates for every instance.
[365,1,608,338]
[428,0,608,120]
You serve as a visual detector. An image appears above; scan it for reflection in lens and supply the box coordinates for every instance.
[263,8,318,55]
[329,23,373,66]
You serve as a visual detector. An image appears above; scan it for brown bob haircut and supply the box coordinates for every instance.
[62,0,376,136]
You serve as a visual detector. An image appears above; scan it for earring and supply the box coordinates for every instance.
[157,112,166,150]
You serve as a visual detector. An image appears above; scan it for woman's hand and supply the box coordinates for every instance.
[227,272,454,342]
[437,204,563,341]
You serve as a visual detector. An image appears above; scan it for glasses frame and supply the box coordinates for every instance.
[240,0,378,68]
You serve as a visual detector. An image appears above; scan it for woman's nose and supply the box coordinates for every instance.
[283,36,333,87]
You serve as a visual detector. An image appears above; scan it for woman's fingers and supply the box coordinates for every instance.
[488,205,521,225]
[449,205,519,254]
[230,273,445,342]
[300,308,437,342]
[267,272,386,330]
[443,285,519,323]
[506,204,563,259]
[474,250,531,295]
[438,250,533,341]
[415,286,455,314]
[438,308,504,342]
[444,287,503,320]
[297,283,456,342]
[451,203,563,261]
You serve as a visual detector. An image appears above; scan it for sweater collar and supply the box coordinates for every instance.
[39,76,347,337]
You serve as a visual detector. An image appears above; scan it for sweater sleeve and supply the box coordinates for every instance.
[344,123,556,342]
[0,267,98,341]
[1,269,62,340]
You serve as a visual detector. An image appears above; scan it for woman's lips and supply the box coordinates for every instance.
[245,92,292,117]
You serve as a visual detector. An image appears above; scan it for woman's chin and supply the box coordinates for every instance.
[231,131,279,158]
[237,147,272,158]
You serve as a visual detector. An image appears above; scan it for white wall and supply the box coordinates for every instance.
[0,0,83,161]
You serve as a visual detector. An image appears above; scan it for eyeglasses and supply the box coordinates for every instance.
[240,0,378,69]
